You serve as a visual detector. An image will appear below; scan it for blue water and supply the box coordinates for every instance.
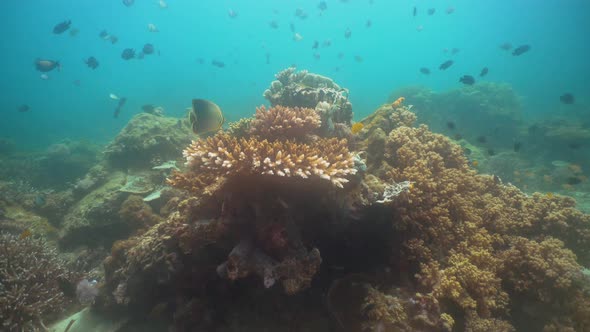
[1,0,588,149]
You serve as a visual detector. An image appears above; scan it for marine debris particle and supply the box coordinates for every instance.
[119,175,153,194]
[376,180,412,204]
[143,187,166,202]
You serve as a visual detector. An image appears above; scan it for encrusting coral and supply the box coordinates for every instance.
[0,233,77,331]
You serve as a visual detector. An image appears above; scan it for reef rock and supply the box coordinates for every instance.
[104,113,195,169]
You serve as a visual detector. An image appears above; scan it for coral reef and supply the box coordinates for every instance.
[88,70,590,331]
[0,233,77,331]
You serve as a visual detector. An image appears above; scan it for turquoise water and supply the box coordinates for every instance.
[1,0,588,148]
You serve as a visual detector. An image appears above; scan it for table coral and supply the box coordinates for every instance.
[171,133,356,189]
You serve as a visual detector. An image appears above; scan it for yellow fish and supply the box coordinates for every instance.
[188,99,224,135]
[545,192,554,198]
[351,122,364,134]
[472,160,479,167]
[391,97,405,109]
[19,229,32,240]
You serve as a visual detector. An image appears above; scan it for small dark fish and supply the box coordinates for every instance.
[419,67,431,75]
[189,99,225,135]
[318,1,327,11]
[17,104,30,112]
[212,60,225,68]
[344,28,352,39]
[53,20,71,34]
[337,52,345,59]
[427,8,435,15]
[122,0,134,6]
[114,97,127,118]
[137,52,145,60]
[69,28,79,37]
[312,40,319,49]
[499,42,512,51]
[109,35,118,44]
[289,22,296,33]
[464,147,472,155]
[566,177,582,185]
[295,8,308,19]
[451,48,460,55]
[121,48,135,60]
[265,52,270,64]
[477,136,487,143]
[313,53,320,60]
[487,148,496,156]
[366,19,372,28]
[322,40,332,47]
[446,121,456,130]
[269,20,279,29]
[142,43,155,55]
[354,55,363,62]
[459,75,475,85]
[480,67,488,77]
[35,59,60,72]
[84,56,99,69]
[513,142,522,152]
[439,60,454,70]
[512,45,531,56]
[568,142,582,149]
[99,30,109,39]
[228,9,238,18]
[445,6,455,14]
[560,93,574,104]
[197,58,205,64]
[413,6,417,17]
[454,133,463,140]
[142,104,155,114]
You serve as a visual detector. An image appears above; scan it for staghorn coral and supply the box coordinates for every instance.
[0,234,76,331]
[249,105,321,140]
[170,133,356,189]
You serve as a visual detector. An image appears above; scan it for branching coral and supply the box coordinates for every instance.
[0,234,76,331]
[170,133,356,190]
[249,105,321,139]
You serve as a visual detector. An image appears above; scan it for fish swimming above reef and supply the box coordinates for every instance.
[318,1,327,11]
[121,48,135,60]
[351,122,364,134]
[69,28,79,37]
[560,93,575,104]
[344,28,352,39]
[413,6,417,17]
[53,20,71,34]
[189,99,224,135]
[114,97,127,118]
[84,56,99,69]
[35,59,60,72]
[427,8,436,15]
[17,104,30,112]
[459,75,475,85]
[480,67,489,77]
[122,0,134,6]
[212,60,225,68]
[142,43,155,55]
[499,42,512,51]
[439,60,454,70]
[420,67,431,75]
[512,45,531,56]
